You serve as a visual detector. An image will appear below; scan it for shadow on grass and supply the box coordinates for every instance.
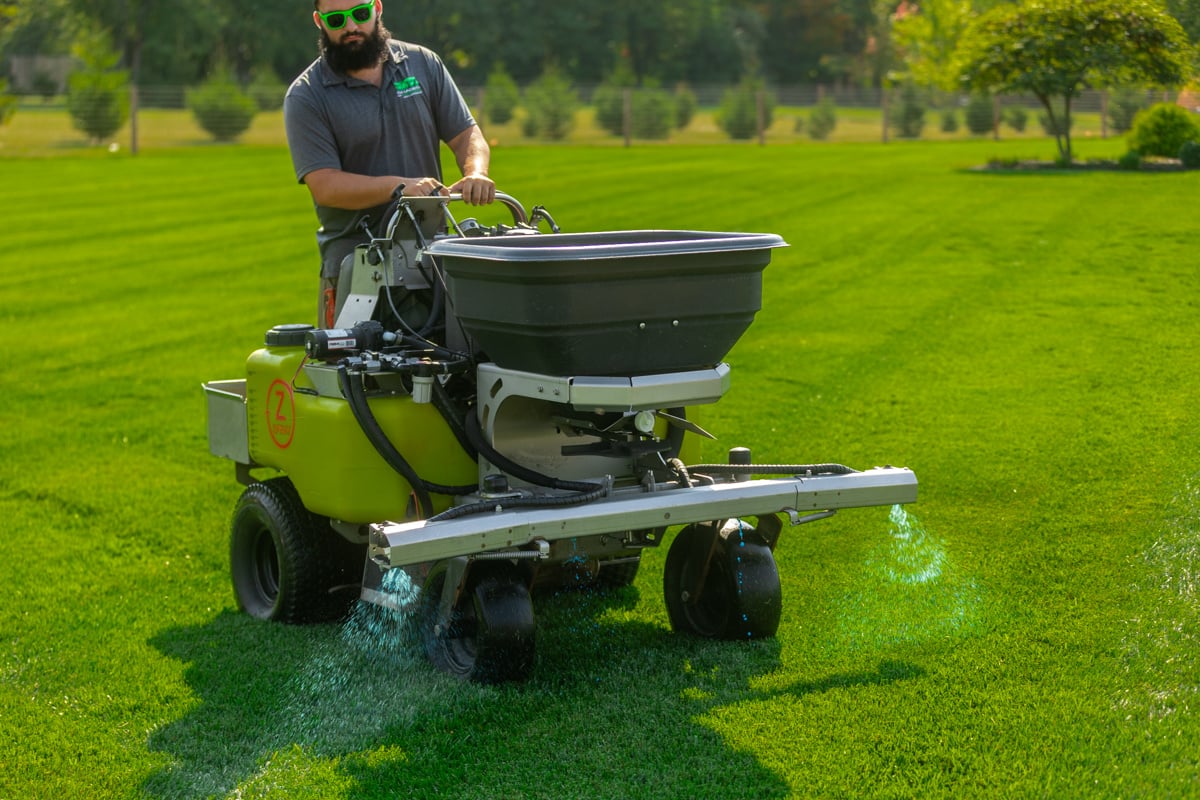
[144,586,922,799]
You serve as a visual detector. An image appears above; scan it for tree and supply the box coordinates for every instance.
[1163,0,1200,68]
[758,0,858,83]
[521,67,576,140]
[187,68,256,141]
[717,78,775,140]
[482,64,520,125]
[955,0,1193,163]
[2,0,75,58]
[892,0,974,90]
[71,0,148,150]
[66,24,128,142]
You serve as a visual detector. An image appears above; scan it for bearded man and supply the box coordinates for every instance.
[284,0,495,327]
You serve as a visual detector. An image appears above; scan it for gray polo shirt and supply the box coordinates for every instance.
[284,40,476,276]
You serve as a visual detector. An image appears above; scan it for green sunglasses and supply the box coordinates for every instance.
[318,2,375,30]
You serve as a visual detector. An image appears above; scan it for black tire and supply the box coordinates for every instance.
[230,478,363,624]
[419,560,536,684]
[663,519,782,640]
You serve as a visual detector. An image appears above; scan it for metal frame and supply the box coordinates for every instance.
[368,465,917,570]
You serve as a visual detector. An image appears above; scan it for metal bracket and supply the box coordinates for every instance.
[434,557,471,635]
[755,513,783,551]
[784,508,838,526]
[684,520,726,607]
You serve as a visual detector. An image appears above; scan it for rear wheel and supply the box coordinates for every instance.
[663,519,782,640]
[419,560,536,684]
[230,478,362,624]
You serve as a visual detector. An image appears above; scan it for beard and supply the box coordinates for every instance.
[319,20,392,74]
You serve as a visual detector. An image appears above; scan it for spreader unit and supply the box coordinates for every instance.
[203,193,916,683]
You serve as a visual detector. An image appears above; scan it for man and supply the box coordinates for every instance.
[284,0,496,327]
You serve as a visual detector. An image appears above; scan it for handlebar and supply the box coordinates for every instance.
[379,190,533,245]
[444,191,528,226]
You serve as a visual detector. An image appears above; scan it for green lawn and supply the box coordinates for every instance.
[2,137,1199,799]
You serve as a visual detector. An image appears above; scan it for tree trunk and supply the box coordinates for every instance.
[1062,96,1073,164]
[1038,94,1068,163]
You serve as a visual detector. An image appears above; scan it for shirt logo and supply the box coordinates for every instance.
[393,77,423,98]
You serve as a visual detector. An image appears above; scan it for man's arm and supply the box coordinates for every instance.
[303,169,446,210]
[446,125,496,206]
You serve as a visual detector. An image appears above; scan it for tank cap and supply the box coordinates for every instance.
[265,323,315,347]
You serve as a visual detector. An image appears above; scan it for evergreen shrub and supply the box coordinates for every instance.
[247,67,286,112]
[1179,140,1200,169]
[1003,106,1028,132]
[522,69,576,140]
[808,98,837,140]
[187,74,257,141]
[1127,103,1200,158]
[1106,88,1149,134]
[1117,149,1142,170]
[718,80,774,140]
[674,83,696,130]
[484,65,520,125]
[631,86,675,139]
[891,83,926,138]
[592,83,626,136]
[965,94,995,135]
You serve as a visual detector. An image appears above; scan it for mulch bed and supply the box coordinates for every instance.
[974,157,1189,172]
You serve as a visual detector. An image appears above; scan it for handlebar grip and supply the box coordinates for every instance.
[444,191,527,225]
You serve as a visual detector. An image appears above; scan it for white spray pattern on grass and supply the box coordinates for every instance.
[1116,474,1200,724]
[884,503,946,585]
[145,569,466,800]
[837,504,982,648]
[277,568,470,751]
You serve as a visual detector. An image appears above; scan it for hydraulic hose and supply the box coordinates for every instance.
[431,378,479,462]
[416,272,443,338]
[667,458,693,488]
[416,405,610,522]
[427,484,608,522]
[464,408,603,494]
[338,364,477,518]
[339,363,434,517]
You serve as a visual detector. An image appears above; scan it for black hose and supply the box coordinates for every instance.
[339,364,434,515]
[667,458,693,488]
[416,275,443,338]
[464,408,603,494]
[431,378,479,461]
[427,485,608,522]
[686,463,859,477]
[416,403,610,523]
[338,364,481,518]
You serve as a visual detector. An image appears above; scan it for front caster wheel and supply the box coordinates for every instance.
[663,519,782,640]
[419,560,536,684]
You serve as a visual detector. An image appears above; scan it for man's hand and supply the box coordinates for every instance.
[449,173,496,206]
[447,125,494,206]
[400,177,447,197]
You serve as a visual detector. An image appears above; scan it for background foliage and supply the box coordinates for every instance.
[2,0,1194,95]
